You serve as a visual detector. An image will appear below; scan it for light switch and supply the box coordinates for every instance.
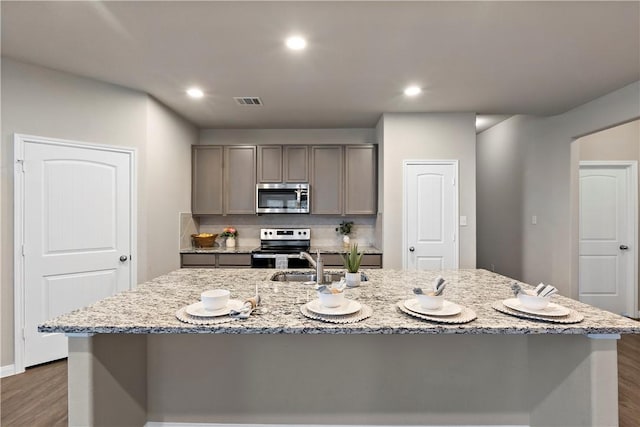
[459,216,467,226]
[532,215,537,225]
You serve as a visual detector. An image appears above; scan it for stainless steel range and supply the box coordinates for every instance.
[251,228,311,268]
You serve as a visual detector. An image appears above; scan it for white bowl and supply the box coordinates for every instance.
[415,293,444,310]
[201,289,230,311]
[517,292,551,310]
[318,291,346,308]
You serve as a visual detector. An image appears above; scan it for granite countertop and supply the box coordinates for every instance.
[180,246,382,254]
[180,246,256,254]
[309,245,382,254]
[40,269,640,335]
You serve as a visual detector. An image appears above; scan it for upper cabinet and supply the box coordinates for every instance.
[283,146,309,182]
[257,145,309,183]
[257,146,282,183]
[310,146,343,214]
[224,146,256,214]
[192,146,223,215]
[345,145,377,214]
[193,144,376,216]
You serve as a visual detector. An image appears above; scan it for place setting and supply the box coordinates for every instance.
[299,279,373,324]
[397,276,477,324]
[492,282,584,324]
[176,286,263,325]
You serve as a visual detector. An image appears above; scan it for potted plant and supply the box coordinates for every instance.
[342,243,364,287]
[220,226,238,248]
[335,220,354,248]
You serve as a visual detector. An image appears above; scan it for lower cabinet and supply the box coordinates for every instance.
[181,253,252,268]
[321,253,383,269]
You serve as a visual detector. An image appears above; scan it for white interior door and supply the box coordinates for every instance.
[579,162,636,316]
[17,136,134,367]
[404,161,458,270]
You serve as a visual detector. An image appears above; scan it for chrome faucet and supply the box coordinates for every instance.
[300,250,324,283]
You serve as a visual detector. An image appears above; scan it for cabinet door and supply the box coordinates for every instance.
[257,146,282,183]
[310,146,343,214]
[283,145,309,182]
[224,146,256,214]
[192,146,223,215]
[345,145,377,214]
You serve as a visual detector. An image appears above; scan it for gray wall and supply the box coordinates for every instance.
[477,82,640,298]
[379,113,477,269]
[1,59,196,366]
[200,128,376,146]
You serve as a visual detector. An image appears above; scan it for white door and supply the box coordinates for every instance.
[18,136,134,367]
[579,163,636,316]
[404,161,458,270]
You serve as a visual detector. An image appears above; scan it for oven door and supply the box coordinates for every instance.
[251,253,311,269]
[256,184,309,214]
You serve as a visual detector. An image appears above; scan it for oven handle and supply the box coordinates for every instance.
[251,253,302,259]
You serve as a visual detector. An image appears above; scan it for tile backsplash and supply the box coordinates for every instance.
[181,214,377,248]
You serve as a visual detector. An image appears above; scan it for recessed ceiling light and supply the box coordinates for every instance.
[186,87,204,99]
[404,86,422,97]
[286,36,307,50]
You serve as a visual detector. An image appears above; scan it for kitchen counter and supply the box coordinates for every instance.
[178,245,383,254]
[47,268,639,427]
[179,245,255,254]
[40,268,640,335]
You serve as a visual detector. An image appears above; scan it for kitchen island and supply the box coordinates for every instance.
[41,269,640,426]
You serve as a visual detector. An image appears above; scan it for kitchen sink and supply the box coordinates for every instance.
[270,271,369,284]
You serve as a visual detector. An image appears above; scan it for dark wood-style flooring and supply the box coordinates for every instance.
[2,334,640,426]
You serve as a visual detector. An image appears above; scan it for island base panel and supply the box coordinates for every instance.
[68,334,618,426]
[68,335,147,426]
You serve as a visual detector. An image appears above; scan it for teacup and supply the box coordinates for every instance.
[318,291,345,308]
[518,292,551,310]
[415,293,444,310]
[201,289,230,311]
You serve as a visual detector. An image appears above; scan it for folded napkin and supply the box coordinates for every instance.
[511,281,558,297]
[413,276,446,296]
[229,295,261,319]
[316,278,347,294]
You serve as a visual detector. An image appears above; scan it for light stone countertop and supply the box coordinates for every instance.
[179,246,383,254]
[40,269,640,335]
[180,246,256,254]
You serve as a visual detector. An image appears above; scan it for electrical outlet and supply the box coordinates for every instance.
[459,216,467,226]
[532,215,537,225]
[490,263,495,272]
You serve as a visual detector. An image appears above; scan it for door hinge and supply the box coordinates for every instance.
[452,177,456,186]
[22,327,26,339]
[16,159,25,173]
[453,233,456,242]
[21,245,25,257]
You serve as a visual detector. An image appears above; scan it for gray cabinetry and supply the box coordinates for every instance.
[181,253,252,268]
[345,145,377,214]
[224,146,257,214]
[257,146,282,183]
[258,145,309,183]
[283,145,309,182]
[192,146,223,215]
[322,253,383,268]
[310,146,343,214]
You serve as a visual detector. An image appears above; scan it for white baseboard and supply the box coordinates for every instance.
[1,364,16,378]
[145,423,529,427]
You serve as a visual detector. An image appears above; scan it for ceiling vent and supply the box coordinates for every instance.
[234,97,263,106]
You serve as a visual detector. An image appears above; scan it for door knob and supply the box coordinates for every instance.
[409,246,415,252]
[119,255,129,262]
[620,245,629,250]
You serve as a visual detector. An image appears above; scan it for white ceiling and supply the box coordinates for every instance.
[2,1,639,129]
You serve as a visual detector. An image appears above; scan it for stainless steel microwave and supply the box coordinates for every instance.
[256,183,310,214]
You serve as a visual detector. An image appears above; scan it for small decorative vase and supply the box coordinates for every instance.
[226,237,236,248]
[342,235,350,248]
[345,271,361,288]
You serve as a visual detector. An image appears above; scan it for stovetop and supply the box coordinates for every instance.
[253,228,311,254]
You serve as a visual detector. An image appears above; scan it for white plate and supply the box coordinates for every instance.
[305,299,362,316]
[502,298,570,317]
[403,299,462,316]
[185,299,244,318]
